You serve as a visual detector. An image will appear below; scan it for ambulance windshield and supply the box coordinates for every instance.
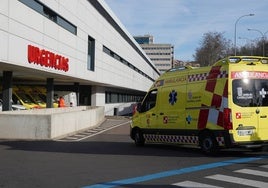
[233,79,268,107]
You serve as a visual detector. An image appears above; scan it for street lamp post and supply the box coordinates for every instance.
[234,14,254,56]
[248,28,267,56]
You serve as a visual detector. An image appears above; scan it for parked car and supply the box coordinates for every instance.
[0,99,26,111]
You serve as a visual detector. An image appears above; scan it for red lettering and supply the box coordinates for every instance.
[40,50,46,66]
[54,55,61,70]
[35,47,41,65]
[27,45,69,72]
[27,45,40,64]
[59,56,64,70]
[28,45,34,63]
[231,71,268,79]
[47,52,54,68]
[63,58,69,72]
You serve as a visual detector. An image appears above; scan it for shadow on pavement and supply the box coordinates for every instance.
[0,139,266,158]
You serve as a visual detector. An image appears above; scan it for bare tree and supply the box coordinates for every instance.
[194,32,232,66]
[235,39,268,56]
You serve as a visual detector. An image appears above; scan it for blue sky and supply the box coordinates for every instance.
[104,0,268,61]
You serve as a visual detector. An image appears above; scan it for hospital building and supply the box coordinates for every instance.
[0,0,160,115]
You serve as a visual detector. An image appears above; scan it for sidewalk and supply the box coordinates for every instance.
[56,116,131,141]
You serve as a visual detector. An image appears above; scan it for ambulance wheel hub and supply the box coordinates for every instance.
[199,132,219,154]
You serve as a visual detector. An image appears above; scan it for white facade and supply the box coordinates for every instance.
[134,35,174,73]
[0,0,160,114]
[142,43,174,73]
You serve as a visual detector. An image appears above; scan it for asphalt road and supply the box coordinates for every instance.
[0,117,268,188]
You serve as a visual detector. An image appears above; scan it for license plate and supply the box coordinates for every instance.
[237,129,253,136]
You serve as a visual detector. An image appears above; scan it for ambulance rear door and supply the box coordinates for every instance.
[231,76,268,142]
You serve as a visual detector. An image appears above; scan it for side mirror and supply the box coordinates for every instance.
[133,102,142,115]
[136,103,141,112]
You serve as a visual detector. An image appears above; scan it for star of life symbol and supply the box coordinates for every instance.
[188,91,192,100]
[186,115,192,124]
[259,88,267,98]
[169,90,177,105]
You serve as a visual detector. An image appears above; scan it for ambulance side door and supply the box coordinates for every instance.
[157,85,187,129]
[138,89,159,129]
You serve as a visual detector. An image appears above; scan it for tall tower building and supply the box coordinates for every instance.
[134,35,174,73]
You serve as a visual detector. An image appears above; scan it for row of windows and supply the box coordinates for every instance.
[103,46,154,82]
[134,38,151,44]
[142,47,173,50]
[19,0,77,35]
[88,1,160,77]
[146,53,172,55]
[156,64,171,67]
[105,92,143,104]
[151,58,172,61]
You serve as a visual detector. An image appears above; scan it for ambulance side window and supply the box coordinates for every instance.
[140,89,158,112]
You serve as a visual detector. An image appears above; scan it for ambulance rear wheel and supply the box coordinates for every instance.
[134,130,145,146]
[199,132,219,154]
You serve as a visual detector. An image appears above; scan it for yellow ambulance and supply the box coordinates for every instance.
[18,86,47,108]
[131,56,268,153]
[33,86,59,108]
[12,86,41,109]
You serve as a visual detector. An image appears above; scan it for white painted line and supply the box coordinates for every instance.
[206,174,268,188]
[173,180,223,187]
[260,164,268,169]
[65,137,81,140]
[235,168,268,177]
[55,120,130,142]
[76,121,131,141]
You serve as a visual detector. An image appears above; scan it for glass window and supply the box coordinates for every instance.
[19,0,43,13]
[103,46,111,55]
[43,6,57,22]
[87,36,95,71]
[232,79,268,107]
[19,0,77,35]
[113,54,121,61]
[57,16,77,35]
[105,92,111,103]
[102,45,155,82]
[111,93,118,103]
[140,89,158,112]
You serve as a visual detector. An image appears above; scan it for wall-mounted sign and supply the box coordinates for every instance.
[28,45,69,72]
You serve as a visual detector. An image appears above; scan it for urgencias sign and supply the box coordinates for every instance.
[28,45,69,72]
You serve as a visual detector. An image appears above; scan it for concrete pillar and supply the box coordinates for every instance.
[46,78,54,108]
[74,82,80,106]
[2,71,12,111]
[91,86,105,106]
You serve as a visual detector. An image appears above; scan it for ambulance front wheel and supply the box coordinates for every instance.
[199,131,219,154]
[134,129,145,146]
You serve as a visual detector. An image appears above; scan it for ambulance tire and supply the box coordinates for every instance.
[199,131,219,154]
[134,129,145,147]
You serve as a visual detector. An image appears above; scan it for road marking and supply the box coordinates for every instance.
[261,164,268,168]
[206,174,268,188]
[76,121,130,141]
[172,165,268,187]
[235,168,268,177]
[172,180,223,187]
[56,120,130,142]
[81,156,267,188]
